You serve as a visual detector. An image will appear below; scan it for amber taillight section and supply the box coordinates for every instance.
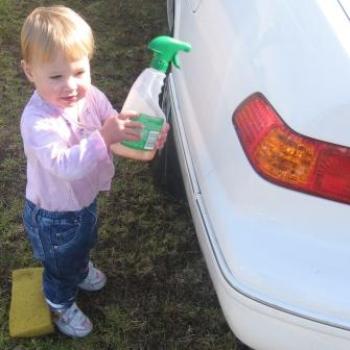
[233,93,350,204]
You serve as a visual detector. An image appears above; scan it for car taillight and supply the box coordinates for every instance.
[233,93,350,205]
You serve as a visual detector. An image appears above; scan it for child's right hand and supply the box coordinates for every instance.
[99,111,143,147]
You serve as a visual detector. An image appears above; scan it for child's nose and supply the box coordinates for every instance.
[65,76,77,91]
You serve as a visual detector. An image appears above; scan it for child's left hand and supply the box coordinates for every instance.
[156,122,170,150]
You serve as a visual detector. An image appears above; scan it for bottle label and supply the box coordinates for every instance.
[121,113,164,150]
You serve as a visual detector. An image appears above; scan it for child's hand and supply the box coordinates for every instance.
[156,122,170,150]
[100,111,143,147]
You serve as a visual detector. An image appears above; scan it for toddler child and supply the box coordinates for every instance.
[20,5,168,338]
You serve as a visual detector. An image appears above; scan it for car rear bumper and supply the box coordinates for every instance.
[189,193,350,350]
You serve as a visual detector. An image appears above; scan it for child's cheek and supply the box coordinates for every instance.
[79,83,90,98]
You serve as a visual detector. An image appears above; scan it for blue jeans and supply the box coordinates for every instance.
[22,199,98,309]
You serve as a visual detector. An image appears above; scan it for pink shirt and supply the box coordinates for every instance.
[21,85,117,211]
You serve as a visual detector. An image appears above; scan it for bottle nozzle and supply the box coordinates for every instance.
[148,35,191,73]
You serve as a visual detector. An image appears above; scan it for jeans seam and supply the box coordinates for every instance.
[48,224,61,278]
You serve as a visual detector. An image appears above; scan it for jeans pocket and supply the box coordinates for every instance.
[23,221,45,261]
[50,219,80,248]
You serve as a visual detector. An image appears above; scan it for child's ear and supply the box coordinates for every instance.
[21,60,35,83]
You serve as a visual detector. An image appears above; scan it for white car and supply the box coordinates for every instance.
[156,1,350,349]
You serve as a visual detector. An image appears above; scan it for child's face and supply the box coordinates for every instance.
[22,51,91,109]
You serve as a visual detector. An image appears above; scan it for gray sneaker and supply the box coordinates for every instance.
[78,261,107,291]
[53,303,92,338]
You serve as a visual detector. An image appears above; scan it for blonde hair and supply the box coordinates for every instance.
[21,5,94,64]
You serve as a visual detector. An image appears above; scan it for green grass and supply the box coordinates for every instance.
[0,0,237,348]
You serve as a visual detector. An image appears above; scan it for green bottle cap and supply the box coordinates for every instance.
[148,35,192,73]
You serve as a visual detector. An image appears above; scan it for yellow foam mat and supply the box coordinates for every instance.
[9,267,55,337]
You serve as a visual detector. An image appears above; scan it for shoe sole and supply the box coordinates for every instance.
[54,320,93,338]
[78,276,107,292]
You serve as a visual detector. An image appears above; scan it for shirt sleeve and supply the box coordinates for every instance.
[21,109,110,181]
[90,85,119,123]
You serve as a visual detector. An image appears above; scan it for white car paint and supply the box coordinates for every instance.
[167,1,350,349]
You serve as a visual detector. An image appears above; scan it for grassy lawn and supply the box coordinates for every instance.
[0,0,237,348]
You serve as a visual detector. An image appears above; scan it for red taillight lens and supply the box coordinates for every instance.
[233,93,350,204]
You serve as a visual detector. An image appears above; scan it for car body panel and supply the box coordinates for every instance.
[185,0,202,12]
[168,0,350,348]
[169,74,350,348]
[174,0,350,145]
[338,0,350,18]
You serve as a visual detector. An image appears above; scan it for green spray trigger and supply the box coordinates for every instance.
[172,54,181,69]
[148,35,192,73]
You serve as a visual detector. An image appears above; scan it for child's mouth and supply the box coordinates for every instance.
[62,95,78,102]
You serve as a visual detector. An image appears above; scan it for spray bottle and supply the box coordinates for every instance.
[110,35,191,161]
